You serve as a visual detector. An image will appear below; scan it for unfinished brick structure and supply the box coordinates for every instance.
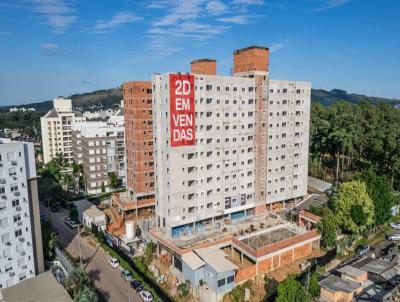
[190,58,217,75]
[123,81,155,207]
[233,46,269,213]
[233,46,269,73]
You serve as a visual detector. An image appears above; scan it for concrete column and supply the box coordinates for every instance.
[241,251,244,265]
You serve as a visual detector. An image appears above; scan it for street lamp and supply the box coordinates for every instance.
[77,224,82,269]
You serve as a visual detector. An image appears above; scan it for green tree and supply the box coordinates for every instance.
[355,169,394,225]
[177,280,190,297]
[74,286,98,302]
[332,180,375,234]
[108,172,119,189]
[276,276,310,302]
[64,268,91,298]
[144,241,156,265]
[61,173,74,202]
[317,210,338,248]
[69,207,79,221]
[41,219,57,260]
[308,272,321,298]
[72,162,84,192]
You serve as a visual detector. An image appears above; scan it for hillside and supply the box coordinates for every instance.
[311,89,398,106]
[1,87,398,112]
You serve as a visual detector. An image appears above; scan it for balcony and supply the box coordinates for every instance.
[14,191,20,197]
[0,179,5,184]
[11,161,17,166]
[18,237,25,243]
[15,206,21,211]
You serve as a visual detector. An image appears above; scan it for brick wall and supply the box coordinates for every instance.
[293,242,312,261]
[123,81,155,203]
[190,59,217,75]
[236,265,256,284]
[233,46,269,73]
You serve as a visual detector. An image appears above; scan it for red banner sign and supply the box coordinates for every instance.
[169,74,195,147]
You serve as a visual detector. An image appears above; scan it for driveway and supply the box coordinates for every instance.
[40,204,142,302]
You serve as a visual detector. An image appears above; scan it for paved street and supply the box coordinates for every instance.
[40,204,142,302]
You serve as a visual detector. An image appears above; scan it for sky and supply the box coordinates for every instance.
[0,0,399,105]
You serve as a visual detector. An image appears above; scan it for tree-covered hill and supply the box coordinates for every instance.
[1,87,398,113]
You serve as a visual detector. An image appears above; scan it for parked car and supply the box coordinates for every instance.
[108,257,119,268]
[356,245,370,256]
[390,222,400,230]
[65,219,78,229]
[139,290,153,302]
[50,204,58,212]
[388,234,400,241]
[121,270,133,282]
[136,285,144,292]
[131,280,142,289]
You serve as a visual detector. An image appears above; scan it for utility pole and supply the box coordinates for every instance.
[78,224,82,269]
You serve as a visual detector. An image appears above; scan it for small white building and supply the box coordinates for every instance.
[83,206,107,232]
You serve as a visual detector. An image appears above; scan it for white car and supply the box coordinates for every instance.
[139,290,153,302]
[388,234,400,241]
[108,257,119,268]
[390,222,400,229]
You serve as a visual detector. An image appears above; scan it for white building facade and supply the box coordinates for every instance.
[0,139,44,288]
[152,47,311,237]
[40,98,86,164]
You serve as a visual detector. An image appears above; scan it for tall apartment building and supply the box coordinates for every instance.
[0,139,44,288]
[123,82,155,207]
[41,97,86,164]
[71,118,125,195]
[152,46,310,237]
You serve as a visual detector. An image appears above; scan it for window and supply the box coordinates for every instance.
[15,229,22,237]
[218,278,226,287]
[227,275,234,283]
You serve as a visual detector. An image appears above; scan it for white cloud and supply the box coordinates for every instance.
[40,43,58,50]
[93,12,141,32]
[233,0,264,5]
[40,42,69,55]
[312,0,352,12]
[269,39,290,53]
[218,14,262,24]
[206,0,229,16]
[27,0,77,33]
[145,0,264,60]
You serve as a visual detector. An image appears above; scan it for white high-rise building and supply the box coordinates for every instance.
[41,98,86,164]
[0,139,44,288]
[152,46,311,237]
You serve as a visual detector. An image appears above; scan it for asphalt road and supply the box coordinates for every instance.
[40,204,142,302]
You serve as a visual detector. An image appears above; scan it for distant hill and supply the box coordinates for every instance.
[1,87,398,112]
[0,88,122,113]
[311,89,398,106]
